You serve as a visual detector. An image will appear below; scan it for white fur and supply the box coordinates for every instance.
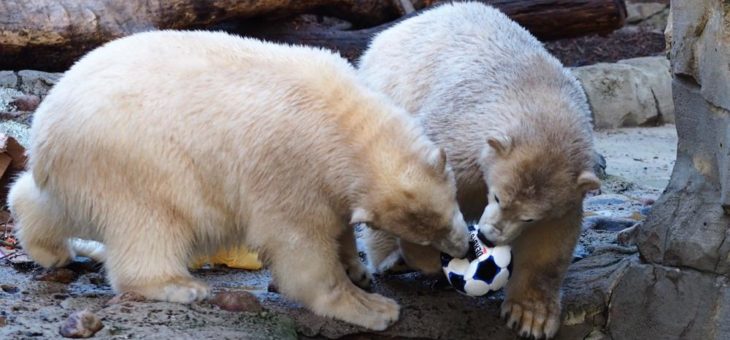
[8,30,469,331]
[358,3,597,338]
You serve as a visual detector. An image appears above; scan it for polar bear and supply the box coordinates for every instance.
[358,3,600,338]
[8,30,469,331]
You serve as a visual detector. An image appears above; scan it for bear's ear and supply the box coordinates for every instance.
[350,207,373,225]
[577,171,601,193]
[487,135,512,156]
[427,148,447,173]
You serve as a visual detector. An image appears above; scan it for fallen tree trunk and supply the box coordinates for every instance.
[0,0,626,71]
[476,0,628,40]
[0,0,408,71]
[235,0,628,62]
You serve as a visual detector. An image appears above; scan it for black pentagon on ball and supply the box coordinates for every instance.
[448,272,467,293]
[474,256,500,284]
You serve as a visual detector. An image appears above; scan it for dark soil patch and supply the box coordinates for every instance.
[546,27,666,67]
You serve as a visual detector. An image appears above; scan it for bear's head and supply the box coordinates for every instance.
[478,135,600,245]
[353,147,469,259]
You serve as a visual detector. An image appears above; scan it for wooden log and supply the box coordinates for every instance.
[0,0,408,71]
[0,0,626,71]
[475,0,628,41]
[234,0,628,63]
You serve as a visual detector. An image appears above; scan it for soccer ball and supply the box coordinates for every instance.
[441,224,512,297]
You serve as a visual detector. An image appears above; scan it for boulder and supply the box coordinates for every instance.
[17,70,61,98]
[573,56,673,129]
[608,0,730,338]
[625,2,669,30]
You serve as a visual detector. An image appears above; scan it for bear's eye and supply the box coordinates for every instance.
[493,194,500,204]
[522,218,534,223]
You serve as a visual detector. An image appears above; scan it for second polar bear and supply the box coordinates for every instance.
[8,30,470,331]
[358,3,600,338]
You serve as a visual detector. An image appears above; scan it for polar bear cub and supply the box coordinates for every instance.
[358,3,600,338]
[8,30,469,331]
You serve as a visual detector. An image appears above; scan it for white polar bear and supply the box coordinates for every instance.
[8,30,469,331]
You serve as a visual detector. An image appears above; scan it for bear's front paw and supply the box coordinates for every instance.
[501,298,560,339]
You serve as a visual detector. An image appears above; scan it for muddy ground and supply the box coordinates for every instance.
[0,126,677,339]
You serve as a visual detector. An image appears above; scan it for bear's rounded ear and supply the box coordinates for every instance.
[427,148,447,173]
[350,207,373,225]
[487,135,512,156]
[577,171,601,193]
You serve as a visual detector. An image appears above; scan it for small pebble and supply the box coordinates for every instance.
[106,292,146,306]
[1,284,19,294]
[267,281,279,294]
[640,197,656,206]
[9,94,41,111]
[210,291,263,313]
[617,224,640,246]
[34,268,77,284]
[0,315,6,327]
[59,309,103,338]
[583,216,636,232]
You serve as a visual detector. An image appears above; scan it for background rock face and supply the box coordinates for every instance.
[609,0,730,338]
[636,0,730,275]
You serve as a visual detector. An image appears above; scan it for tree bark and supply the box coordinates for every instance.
[0,0,626,71]
[234,0,628,63]
[0,0,407,71]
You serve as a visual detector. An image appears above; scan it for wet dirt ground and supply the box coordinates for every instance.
[0,126,677,339]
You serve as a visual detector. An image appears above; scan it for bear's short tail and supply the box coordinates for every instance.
[71,239,107,263]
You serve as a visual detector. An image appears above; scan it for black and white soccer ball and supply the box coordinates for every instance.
[441,224,512,297]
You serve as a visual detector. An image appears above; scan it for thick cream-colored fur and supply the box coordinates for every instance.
[358,3,600,338]
[8,30,470,331]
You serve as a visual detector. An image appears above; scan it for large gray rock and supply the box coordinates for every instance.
[17,70,62,97]
[573,56,673,129]
[625,2,670,30]
[619,57,674,123]
[0,71,18,88]
[609,1,730,338]
[609,262,730,339]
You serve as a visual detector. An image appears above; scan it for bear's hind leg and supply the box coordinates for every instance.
[8,172,76,268]
[103,213,209,304]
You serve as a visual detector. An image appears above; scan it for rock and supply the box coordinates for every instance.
[583,216,636,232]
[0,315,6,327]
[593,151,607,179]
[637,82,730,275]
[34,268,78,284]
[609,2,730,338]
[670,1,730,112]
[9,94,40,111]
[616,224,639,246]
[639,197,655,206]
[106,292,146,306]
[573,56,672,128]
[0,71,18,88]
[626,2,669,26]
[59,309,104,338]
[608,263,729,339]
[210,291,263,313]
[17,70,61,98]
[1,284,19,294]
[618,57,674,123]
